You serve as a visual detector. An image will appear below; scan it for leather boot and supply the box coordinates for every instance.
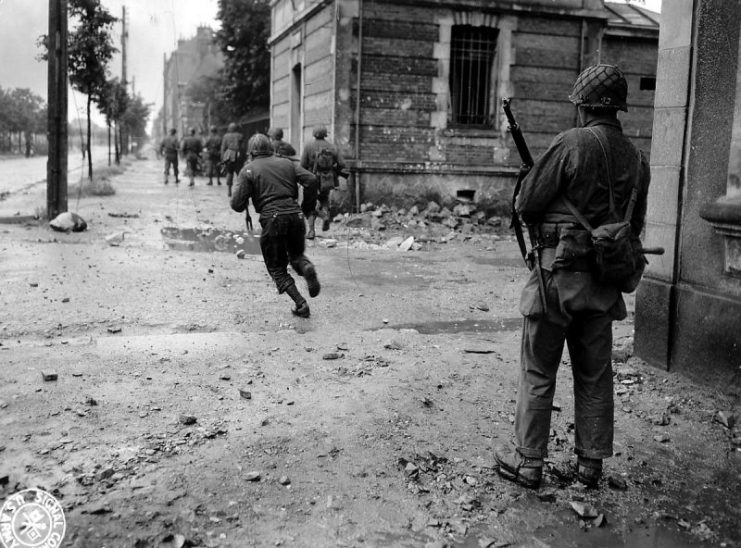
[495,446,543,489]
[577,457,602,488]
[306,215,316,240]
[285,285,309,318]
[303,264,321,298]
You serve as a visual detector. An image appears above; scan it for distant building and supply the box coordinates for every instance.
[162,26,223,136]
[636,0,741,386]
[268,0,659,211]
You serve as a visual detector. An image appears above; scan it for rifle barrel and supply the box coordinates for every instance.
[640,247,665,255]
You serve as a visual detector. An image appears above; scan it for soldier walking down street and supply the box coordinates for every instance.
[160,128,180,184]
[300,126,348,239]
[205,126,223,186]
[221,122,245,198]
[268,127,296,158]
[495,65,651,489]
[181,127,203,187]
[230,133,321,318]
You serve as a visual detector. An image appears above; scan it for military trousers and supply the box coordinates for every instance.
[515,307,614,460]
[259,212,313,294]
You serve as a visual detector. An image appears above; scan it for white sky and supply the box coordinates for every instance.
[0,0,661,130]
[0,0,219,127]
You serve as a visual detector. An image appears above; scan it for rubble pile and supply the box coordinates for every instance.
[330,200,509,251]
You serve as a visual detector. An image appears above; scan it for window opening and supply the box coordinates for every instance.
[449,25,499,127]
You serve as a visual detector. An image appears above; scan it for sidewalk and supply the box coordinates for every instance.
[0,156,738,548]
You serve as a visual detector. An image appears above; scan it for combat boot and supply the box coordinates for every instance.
[576,457,602,488]
[286,284,310,317]
[306,215,316,240]
[304,264,321,298]
[495,446,543,489]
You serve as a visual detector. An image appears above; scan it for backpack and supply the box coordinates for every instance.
[313,147,336,191]
[562,128,646,293]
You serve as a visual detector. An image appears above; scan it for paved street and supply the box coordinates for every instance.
[0,155,738,548]
[0,145,109,199]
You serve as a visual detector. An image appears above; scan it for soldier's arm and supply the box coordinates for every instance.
[516,133,571,224]
[294,163,317,190]
[230,167,253,213]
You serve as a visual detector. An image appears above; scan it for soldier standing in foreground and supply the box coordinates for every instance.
[205,126,223,186]
[160,128,180,184]
[181,127,203,187]
[495,65,650,489]
[300,126,347,239]
[221,122,245,198]
[230,134,321,318]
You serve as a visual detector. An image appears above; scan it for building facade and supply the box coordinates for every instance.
[162,27,223,137]
[635,0,741,385]
[269,0,658,211]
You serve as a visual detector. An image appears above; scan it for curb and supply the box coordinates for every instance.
[0,213,39,225]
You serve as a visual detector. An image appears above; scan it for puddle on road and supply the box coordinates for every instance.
[161,226,261,254]
[379,318,521,334]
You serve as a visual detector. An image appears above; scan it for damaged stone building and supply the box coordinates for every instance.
[268,0,659,211]
[162,26,223,138]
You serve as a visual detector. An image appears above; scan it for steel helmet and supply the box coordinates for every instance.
[227,122,237,132]
[313,126,328,139]
[247,133,272,156]
[569,64,628,112]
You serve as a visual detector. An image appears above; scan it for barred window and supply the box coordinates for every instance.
[449,25,499,127]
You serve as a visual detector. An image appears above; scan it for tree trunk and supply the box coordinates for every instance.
[87,95,93,180]
[114,122,120,165]
[108,123,111,166]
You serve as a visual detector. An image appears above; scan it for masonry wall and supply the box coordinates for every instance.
[635,0,741,385]
[601,34,658,155]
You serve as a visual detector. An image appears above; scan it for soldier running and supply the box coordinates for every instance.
[495,65,650,489]
[230,133,321,318]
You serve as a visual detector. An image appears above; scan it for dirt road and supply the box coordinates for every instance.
[0,155,738,548]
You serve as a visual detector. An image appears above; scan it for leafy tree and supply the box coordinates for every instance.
[67,0,118,179]
[121,93,152,154]
[0,86,46,155]
[99,78,129,164]
[215,0,271,121]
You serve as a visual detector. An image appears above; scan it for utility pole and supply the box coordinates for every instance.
[47,0,68,220]
[121,5,128,154]
[163,53,168,137]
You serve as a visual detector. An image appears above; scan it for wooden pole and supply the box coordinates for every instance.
[46,0,68,219]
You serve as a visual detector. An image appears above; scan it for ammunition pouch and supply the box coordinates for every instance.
[537,223,592,272]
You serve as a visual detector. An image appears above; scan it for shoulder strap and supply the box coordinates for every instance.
[585,127,617,217]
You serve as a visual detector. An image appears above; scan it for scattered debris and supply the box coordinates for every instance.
[41,371,58,382]
[107,326,122,334]
[50,211,87,233]
[238,389,252,400]
[463,344,496,354]
[608,475,628,490]
[398,236,415,252]
[570,501,599,519]
[105,232,125,246]
[715,411,736,429]
[322,352,342,360]
[653,433,670,443]
[244,471,261,482]
[278,476,291,486]
[179,414,197,426]
[235,250,246,259]
[384,340,403,350]
[107,212,139,218]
